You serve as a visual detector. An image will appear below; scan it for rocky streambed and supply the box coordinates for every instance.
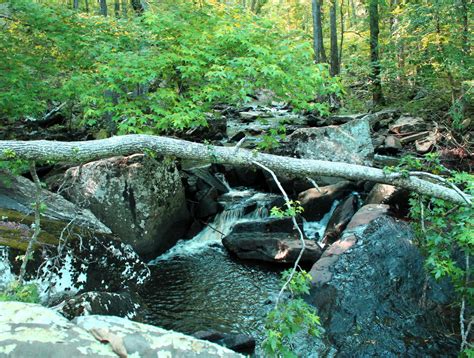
[0,103,463,356]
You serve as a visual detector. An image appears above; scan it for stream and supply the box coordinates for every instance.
[141,187,336,350]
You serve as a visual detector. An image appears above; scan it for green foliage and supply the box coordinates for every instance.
[0,281,40,303]
[409,172,473,294]
[0,149,29,184]
[257,124,286,152]
[1,0,340,134]
[383,153,445,178]
[262,270,321,357]
[270,200,304,218]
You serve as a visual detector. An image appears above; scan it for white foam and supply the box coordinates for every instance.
[303,199,340,242]
[149,191,271,264]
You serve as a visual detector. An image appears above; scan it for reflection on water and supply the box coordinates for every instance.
[142,247,282,340]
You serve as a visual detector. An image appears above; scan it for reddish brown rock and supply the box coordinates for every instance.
[310,204,389,286]
[298,181,354,221]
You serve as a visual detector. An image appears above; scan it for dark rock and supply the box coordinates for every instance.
[59,291,145,321]
[366,184,410,216]
[230,217,298,234]
[195,187,220,218]
[322,194,359,245]
[309,213,458,357]
[327,113,367,125]
[223,232,321,264]
[1,232,150,303]
[193,331,256,355]
[298,181,354,221]
[192,330,226,342]
[222,334,256,354]
[389,115,428,134]
[0,170,110,234]
[62,154,191,258]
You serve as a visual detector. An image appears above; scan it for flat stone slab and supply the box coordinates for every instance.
[0,302,242,358]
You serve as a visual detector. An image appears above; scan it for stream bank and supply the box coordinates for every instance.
[0,103,464,356]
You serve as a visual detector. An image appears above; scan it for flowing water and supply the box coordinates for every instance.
[143,189,283,342]
[141,187,334,348]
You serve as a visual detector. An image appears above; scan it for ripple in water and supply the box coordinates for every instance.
[142,247,282,341]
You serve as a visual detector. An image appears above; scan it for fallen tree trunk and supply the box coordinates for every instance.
[0,135,470,206]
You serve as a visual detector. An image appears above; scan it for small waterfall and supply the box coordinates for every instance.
[149,189,273,264]
[303,199,340,243]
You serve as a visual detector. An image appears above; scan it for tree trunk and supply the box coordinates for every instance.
[312,0,327,63]
[99,0,107,16]
[114,0,120,17]
[339,0,344,66]
[121,0,127,17]
[131,0,148,14]
[369,0,384,105]
[0,136,470,206]
[73,0,79,9]
[329,0,339,75]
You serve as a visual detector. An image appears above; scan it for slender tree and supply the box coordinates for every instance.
[99,0,107,16]
[329,0,339,75]
[312,0,327,63]
[369,0,384,105]
[73,0,79,10]
[339,0,345,68]
[114,0,120,17]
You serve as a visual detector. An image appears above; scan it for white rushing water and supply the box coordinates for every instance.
[303,199,340,243]
[149,190,273,264]
[150,185,344,264]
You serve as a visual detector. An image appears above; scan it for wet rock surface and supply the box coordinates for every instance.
[223,218,322,264]
[59,291,146,321]
[298,181,354,221]
[0,302,243,358]
[192,331,256,355]
[310,213,458,357]
[0,233,150,303]
[62,154,190,258]
[0,171,110,235]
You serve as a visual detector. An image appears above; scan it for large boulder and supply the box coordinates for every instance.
[309,207,458,356]
[63,154,190,257]
[59,291,146,321]
[0,302,243,357]
[0,172,150,301]
[223,218,322,264]
[0,234,151,303]
[0,171,110,235]
[280,118,374,166]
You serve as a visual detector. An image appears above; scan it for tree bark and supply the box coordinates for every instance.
[131,0,148,14]
[73,0,79,9]
[0,136,470,206]
[114,0,120,17]
[339,0,344,67]
[312,0,327,63]
[330,0,339,75]
[99,0,107,16]
[369,0,384,105]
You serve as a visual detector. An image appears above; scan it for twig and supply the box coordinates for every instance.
[460,252,472,352]
[253,160,306,308]
[233,136,246,154]
[306,177,321,193]
[18,162,42,284]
